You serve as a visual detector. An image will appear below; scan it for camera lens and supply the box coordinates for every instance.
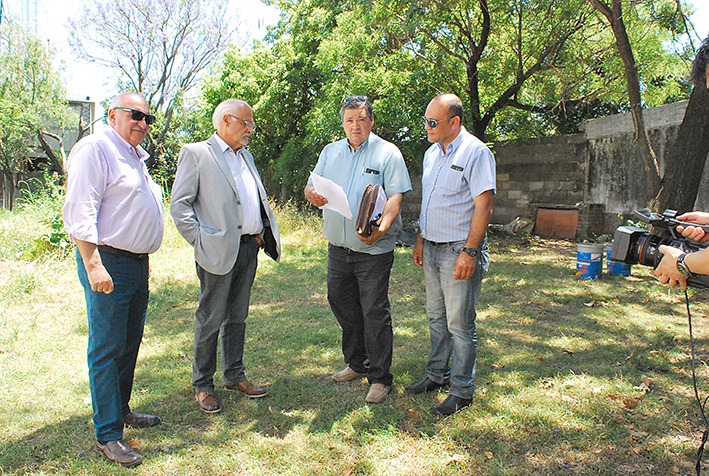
[635,234,669,268]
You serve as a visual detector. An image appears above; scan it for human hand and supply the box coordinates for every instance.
[413,241,423,268]
[357,224,385,245]
[676,211,709,243]
[653,245,688,290]
[454,251,476,280]
[305,185,328,207]
[88,264,114,294]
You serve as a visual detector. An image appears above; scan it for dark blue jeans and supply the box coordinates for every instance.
[327,244,394,386]
[76,250,149,443]
[192,238,259,393]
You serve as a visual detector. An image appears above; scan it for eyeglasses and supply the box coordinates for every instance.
[344,95,368,103]
[423,116,454,129]
[114,107,156,125]
[228,114,256,130]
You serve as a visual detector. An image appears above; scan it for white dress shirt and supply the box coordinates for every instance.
[213,135,263,235]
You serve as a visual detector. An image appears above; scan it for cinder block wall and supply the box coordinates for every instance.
[492,135,587,226]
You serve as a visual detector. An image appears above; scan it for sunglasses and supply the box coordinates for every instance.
[422,116,453,129]
[344,95,368,103]
[114,107,156,125]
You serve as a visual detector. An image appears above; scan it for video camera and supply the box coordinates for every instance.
[610,209,709,289]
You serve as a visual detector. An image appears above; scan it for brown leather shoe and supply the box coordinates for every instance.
[195,391,221,413]
[365,383,391,404]
[225,380,268,398]
[123,411,161,428]
[95,439,142,467]
[332,366,366,382]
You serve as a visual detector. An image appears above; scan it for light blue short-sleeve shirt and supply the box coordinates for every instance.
[420,127,496,243]
[310,133,412,254]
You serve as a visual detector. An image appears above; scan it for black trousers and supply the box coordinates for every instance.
[327,244,395,386]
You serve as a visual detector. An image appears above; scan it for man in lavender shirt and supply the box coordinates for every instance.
[63,92,164,467]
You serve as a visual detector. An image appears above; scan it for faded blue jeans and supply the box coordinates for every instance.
[76,249,149,443]
[422,239,489,399]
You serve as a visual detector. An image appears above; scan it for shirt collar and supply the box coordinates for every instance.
[213,133,239,155]
[105,127,149,162]
[436,126,466,156]
[346,133,372,153]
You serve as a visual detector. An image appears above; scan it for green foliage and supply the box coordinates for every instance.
[0,21,76,209]
[0,205,707,474]
[148,95,212,188]
[18,176,73,260]
[200,0,694,202]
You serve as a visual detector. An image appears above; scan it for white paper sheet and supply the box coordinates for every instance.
[310,172,353,219]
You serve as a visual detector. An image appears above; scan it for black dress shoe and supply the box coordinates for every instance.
[404,376,448,395]
[432,395,473,416]
[123,411,161,428]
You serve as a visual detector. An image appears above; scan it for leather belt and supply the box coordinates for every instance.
[240,234,259,243]
[97,245,148,260]
[426,240,455,246]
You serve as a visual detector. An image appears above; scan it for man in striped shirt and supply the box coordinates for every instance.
[406,93,496,417]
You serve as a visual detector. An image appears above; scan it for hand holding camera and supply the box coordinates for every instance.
[674,211,709,243]
[611,209,709,289]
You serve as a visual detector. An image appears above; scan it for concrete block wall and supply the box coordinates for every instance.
[492,135,587,226]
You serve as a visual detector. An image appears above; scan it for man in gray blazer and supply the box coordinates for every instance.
[170,99,280,413]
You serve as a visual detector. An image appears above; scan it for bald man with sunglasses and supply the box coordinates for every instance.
[63,92,164,467]
[406,93,495,417]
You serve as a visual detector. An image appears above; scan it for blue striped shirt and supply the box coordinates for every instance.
[310,133,412,254]
[419,127,496,242]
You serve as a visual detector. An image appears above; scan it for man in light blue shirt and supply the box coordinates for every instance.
[407,93,496,417]
[305,96,411,403]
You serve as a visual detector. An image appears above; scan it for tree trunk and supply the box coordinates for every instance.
[36,130,67,175]
[655,84,709,213]
[2,171,15,211]
[590,0,662,202]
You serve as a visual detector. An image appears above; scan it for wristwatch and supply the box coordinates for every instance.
[462,247,478,258]
[677,253,694,276]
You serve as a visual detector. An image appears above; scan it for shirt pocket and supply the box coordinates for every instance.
[439,167,466,194]
[361,167,383,187]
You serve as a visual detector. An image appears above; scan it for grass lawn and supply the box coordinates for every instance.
[1,200,709,475]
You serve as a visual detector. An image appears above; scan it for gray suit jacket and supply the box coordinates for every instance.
[170,134,281,275]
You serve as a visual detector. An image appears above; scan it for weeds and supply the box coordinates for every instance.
[0,193,708,475]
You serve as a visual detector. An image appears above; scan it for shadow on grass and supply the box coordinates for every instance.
[1,238,706,474]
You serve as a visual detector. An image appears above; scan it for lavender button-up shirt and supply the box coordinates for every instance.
[62,127,164,254]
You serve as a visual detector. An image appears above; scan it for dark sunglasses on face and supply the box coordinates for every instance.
[114,107,156,125]
[423,116,454,129]
[344,95,368,103]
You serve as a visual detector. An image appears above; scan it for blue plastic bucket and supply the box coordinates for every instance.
[576,243,603,280]
[605,242,631,276]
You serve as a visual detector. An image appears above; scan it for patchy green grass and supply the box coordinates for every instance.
[1,201,709,475]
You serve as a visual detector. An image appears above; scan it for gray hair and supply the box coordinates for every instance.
[109,92,148,109]
[212,99,249,129]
